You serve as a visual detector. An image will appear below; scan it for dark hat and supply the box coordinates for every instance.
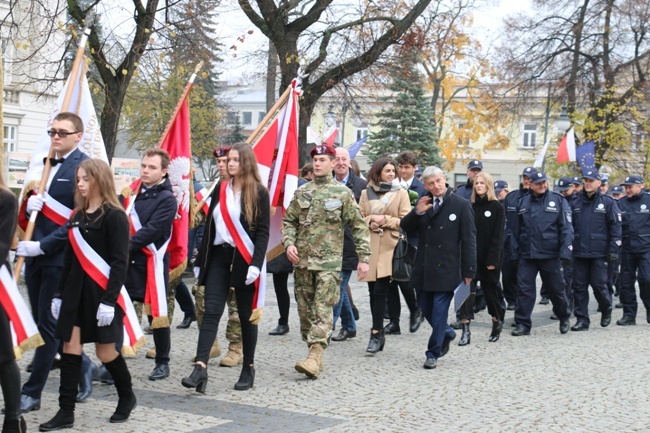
[531,171,548,183]
[556,176,573,191]
[415,169,423,176]
[582,170,602,181]
[467,160,483,170]
[621,175,644,185]
[310,143,336,158]
[611,185,623,194]
[600,173,610,184]
[572,176,582,186]
[494,180,509,192]
[213,146,231,158]
[522,166,538,178]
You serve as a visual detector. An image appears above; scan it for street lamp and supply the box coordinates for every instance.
[556,106,571,132]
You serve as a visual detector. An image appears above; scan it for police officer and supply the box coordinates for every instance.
[454,160,483,200]
[616,175,650,326]
[282,143,371,379]
[512,171,573,335]
[570,170,621,331]
[572,176,584,194]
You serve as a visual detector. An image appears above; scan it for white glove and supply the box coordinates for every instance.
[51,298,62,320]
[17,241,44,257]
[193,266,200,279]
[245,266,260,285]
[26,194,45,213]
[96,303,115,327]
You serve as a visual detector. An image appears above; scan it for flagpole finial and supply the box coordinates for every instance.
[194,61,204,74]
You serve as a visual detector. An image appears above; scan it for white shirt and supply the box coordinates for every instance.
[400,176,413,190]
[213,180,241,247]
[46,148,77,190]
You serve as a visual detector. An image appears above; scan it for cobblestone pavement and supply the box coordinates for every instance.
[11,274,650,432]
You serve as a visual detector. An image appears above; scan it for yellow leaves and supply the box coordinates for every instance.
[285,53,300,64]
[145,28,151,34]
[121,69,128,75]
[92,86,100,95]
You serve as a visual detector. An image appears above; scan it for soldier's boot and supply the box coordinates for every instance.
[192,339,222,362]
[219,341,243,367]
[294,344,323,379]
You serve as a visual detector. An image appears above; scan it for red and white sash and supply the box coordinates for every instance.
[219,182,266,310]
[128,207,171,328]
[68,227,145,355]
[40,192,73,226]
[0,264,44,359]
[195,186,211,215]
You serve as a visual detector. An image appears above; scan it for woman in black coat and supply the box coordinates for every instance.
[458,172,506,344]
[40,159,136,431]
[182,142,270,393]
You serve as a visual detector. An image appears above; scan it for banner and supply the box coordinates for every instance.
[556,127,576,163]
[347,136,367,159]
[576,140,596,174]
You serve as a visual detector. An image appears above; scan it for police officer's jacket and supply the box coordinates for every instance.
[454,180,473,201]
[503,185,529,261]
[571,189,621,258]
[617,192,650,253]
[515,189,573,260]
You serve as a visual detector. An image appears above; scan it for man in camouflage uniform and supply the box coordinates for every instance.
[282,143,371,379]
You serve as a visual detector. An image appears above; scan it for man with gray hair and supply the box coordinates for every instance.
[401,166,476,370]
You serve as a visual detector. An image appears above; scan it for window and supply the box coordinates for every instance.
[355,127,368,141]
[258,112,266,124]
[226,111,237,125]
[3,125,17,152]
[457,124,470,147]
[455,173,468,189]
[1,37,11,85]
[241,111,252,126]
[522,123,537,148]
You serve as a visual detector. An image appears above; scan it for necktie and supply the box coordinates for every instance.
[434,197,440,210]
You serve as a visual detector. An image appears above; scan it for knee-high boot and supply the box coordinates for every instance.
[103,354,136,423]
[39,353,81,431]
[0,360,26,433]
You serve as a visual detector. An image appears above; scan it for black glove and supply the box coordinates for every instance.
[608,253,619,263]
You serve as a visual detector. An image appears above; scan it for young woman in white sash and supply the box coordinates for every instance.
[39,159,136,431]
[182,142,270,393]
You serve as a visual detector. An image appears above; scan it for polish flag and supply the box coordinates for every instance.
[556,127,576,163]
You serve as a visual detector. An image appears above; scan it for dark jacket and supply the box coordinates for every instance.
[125,177,177,301]
[55,205,130,343]
[454,179,473,201]
[197,182,270,288]
[472,195,505,282]
[404,176,427,247]
[515,189,573,260]
[503,185,529,261]
[401,187,477,292]
[28,148,89,266]
[618,192,650,253]
[571,190,621,258]
[340,169,367,271]
[0,188,18,361]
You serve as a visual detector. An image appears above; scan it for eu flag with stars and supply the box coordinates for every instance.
[576,140,596,175]
[347,136,368,159]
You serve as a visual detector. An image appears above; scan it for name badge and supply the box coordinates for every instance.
[325,199,342,210]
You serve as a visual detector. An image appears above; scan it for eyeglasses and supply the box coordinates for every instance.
[47,130,80,138]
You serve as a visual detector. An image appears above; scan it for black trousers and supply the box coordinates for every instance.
[272,272,291,326]
[501,259,518,306]
[196,245,257,365]
[387,279,418,322]
[572,257,612,325]
[368,277,391,331]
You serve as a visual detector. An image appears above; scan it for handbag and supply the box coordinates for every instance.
[392,229,416,282]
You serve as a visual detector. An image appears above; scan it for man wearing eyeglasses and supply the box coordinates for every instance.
[15,112,92,413]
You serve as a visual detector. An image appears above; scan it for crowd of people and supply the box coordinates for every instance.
[1,111,649,432]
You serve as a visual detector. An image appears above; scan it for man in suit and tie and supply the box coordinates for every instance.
[16,112,90,412]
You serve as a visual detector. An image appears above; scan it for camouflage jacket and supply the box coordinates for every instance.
[282,173,371,271]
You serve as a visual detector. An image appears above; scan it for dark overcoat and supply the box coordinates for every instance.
[401,187,477,292]
[0,188,18,362]
[55,205,130,344]
[472,195,505,283]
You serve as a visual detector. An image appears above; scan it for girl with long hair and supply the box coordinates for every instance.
[182,142,270,393]
[39,159,136,431]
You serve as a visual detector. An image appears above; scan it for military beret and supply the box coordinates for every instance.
[213,146,231,158]
[310,144,336,158]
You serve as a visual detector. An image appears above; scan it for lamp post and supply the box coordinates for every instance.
[540,102,572,171]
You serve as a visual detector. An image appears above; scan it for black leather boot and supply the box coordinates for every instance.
[383,321,401,335]
[39,353,81,431]
[181,364,208,394]
[0,360,24,431]
[2,416,26,433]
[234,363,255,391]
[103,355,137,423]
[489,319,503,342]
[366,330,385,354]
[458,323,471,346]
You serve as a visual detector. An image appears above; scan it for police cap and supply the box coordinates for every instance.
[621,175,644,185]
[582,171,602,181]
[556,176,573,191]
[467,160,483,170]
[531,171,548,183]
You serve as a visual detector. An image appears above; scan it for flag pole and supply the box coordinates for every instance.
[14,27,92,281]
[247,85,292,147]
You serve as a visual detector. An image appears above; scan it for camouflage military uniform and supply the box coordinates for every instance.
[282,173,371,348]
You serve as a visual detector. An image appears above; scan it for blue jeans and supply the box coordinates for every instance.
[332,270,356,332]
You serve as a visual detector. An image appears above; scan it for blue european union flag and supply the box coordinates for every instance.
[576,140,596,175]
[347,136,367,159]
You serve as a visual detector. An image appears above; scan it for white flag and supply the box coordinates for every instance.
[533,138,550,168]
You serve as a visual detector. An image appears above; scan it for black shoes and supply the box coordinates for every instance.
[601,308,612,327]
[559,319,570,334]
[458,323,471,346]
[76,360,98,403]
[409,310,424,333]
[19,394,41,413]
[110,392,137,423]
[148,363,170,381]
[511,325,531,336]
[450,320,462,330]
[182,364,208,394]
[95,365,114,385]
[550,313,559,320]
[506,304,515,311]
[614,303,623,309]
[571,321,589,332]
[539,297,550,305]
[489,320,503,342]
[331,328,357,341]
[423,357,437,369]
[176,315,196,329]
[234,364,255,391]
[269,324,290,335]
[616,316,636,326]
[439,333,455,358]
[366,330,385,354]
[39,409,74,432]
[2,416,26,433]
[383,321,401,335]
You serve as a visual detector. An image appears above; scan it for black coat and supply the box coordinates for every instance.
[341,169,367,271]
[401,187,476,292]
[197,182,270,288]
[472,195,505,283]
[55,205,130,344]
[0,188,17,363]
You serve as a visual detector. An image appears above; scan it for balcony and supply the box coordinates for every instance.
[3,88,19,104]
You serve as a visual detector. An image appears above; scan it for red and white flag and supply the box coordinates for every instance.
[556,127,576,163]
[252,79,301,261]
